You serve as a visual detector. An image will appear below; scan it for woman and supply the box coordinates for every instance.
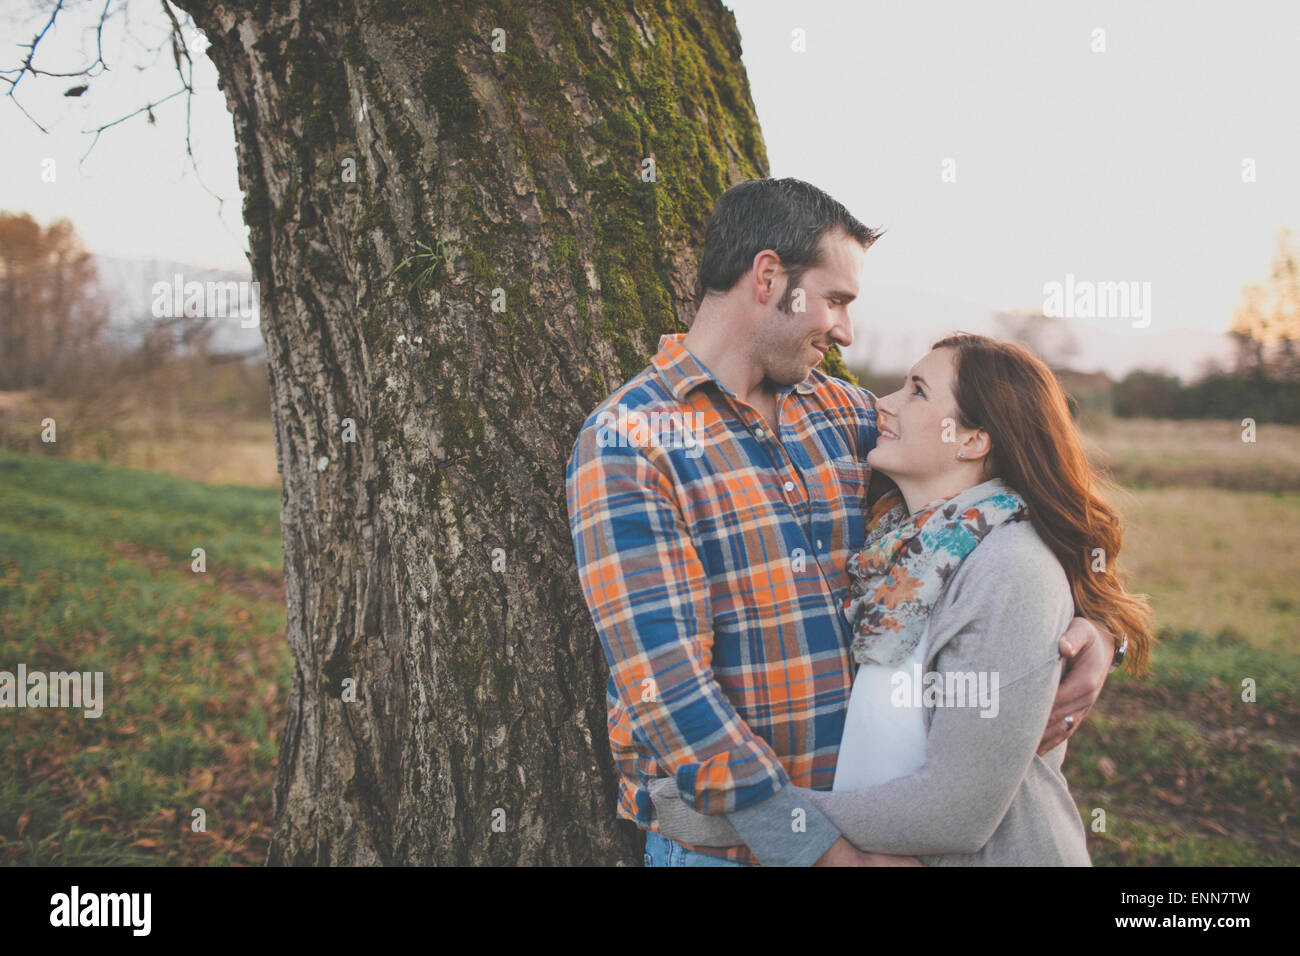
[649,333,1153,865]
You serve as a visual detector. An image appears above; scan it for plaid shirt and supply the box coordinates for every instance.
[566,333,879,865]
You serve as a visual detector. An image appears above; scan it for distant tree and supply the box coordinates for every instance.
[1113,369,1180,419]
[0,213,109,391]
[993,309,1080,368]
[1231,227,1300,380]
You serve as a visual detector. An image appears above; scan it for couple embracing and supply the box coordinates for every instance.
[565,178,1153,866]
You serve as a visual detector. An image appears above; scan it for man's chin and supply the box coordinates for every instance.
[767,368,809,389]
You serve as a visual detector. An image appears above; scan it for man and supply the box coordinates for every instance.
[565,178,1120,867]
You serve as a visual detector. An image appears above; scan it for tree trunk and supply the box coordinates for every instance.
[178,0,781,864]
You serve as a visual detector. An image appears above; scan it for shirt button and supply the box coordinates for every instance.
[783,480,795,492]
[817,539,823,549]
[754,427,764,439]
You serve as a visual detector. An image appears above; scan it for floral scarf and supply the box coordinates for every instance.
[843,478,1029,667]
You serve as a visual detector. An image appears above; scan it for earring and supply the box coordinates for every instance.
[957,451,965,460]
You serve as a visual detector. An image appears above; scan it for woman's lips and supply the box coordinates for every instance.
[879,425,899,440]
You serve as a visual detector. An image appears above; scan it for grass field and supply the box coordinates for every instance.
[1119,487,1299,650]
[1083,416,1300,492]
[0,416,1297,865]
[0,450,287,864]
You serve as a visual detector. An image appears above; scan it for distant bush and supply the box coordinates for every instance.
[1114,370,1300,424]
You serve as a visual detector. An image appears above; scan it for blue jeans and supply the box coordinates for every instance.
[643,830,748,867]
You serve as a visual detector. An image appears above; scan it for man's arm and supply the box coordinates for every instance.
[565,419,843,866]
[1039,618,1117,755]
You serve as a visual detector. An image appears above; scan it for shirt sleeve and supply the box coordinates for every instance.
[565,414,842,864]
[724,781,841,866]
[819,375,879,459]
[849,382,879,459]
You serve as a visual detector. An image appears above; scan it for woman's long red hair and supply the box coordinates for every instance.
[932,333,1154,675]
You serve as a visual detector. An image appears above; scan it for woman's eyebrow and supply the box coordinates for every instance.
[911,375,929,388]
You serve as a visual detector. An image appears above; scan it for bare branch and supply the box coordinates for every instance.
[77,84,186,162]
[2,0,114,131]
[156,0,226,217]
[5,0,68,99]
[4,0,228,221]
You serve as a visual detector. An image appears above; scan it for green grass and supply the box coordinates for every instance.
[1069,629,1300,865]
[0,452,281,573]
[0,448,288,865]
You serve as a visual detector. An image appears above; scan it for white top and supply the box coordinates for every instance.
[832,634,929,792]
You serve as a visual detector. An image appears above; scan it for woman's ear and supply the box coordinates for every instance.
[959,429,993,463]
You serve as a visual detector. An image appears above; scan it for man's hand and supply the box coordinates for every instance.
[813,837,923,867]
[1038,616,1115,756]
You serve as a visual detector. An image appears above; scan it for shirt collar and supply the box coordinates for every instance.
[652,333,818,403]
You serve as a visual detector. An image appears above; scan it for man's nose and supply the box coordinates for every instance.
[829,310,853,348]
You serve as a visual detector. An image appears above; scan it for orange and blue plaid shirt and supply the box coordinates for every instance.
[566,333,878,865]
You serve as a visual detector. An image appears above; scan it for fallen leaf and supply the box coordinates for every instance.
[1199,818,1232,838]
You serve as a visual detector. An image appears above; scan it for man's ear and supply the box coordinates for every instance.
[752,249,782,304]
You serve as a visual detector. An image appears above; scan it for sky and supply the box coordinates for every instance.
[2,0,1297,354]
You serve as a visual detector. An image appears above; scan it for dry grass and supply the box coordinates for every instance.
[1081,416,1300,491]
[111,419,278,488]
[0,375,278,490]
[1069,417,1299,650]
[1115,486,1298,651]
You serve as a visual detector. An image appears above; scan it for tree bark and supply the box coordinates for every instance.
[176,0,827,864]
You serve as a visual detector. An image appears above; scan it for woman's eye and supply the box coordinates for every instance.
[912,385,924,397]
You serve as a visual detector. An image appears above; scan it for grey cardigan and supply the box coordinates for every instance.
[649,519,1093,866]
